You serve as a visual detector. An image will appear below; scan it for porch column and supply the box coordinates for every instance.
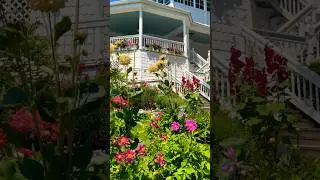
[183,19,189,57]
[139,9,143,50]
[193,0,196,8]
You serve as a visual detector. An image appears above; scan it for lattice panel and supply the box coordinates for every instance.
[1,0,32,24]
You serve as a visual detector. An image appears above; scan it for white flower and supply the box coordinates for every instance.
[90,150,108,166]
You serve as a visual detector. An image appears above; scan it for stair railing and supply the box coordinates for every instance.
[277,3,313,34]
[241,26,320,123]
[278,0,308,18]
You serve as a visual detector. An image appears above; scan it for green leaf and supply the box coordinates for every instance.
[17,158,44,180]
[219,137,245,148]
[247,117,261,126]
[54,16,72,42]
[127,67,132,74]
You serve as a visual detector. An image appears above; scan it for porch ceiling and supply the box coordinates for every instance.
[110,11,182,36]
[176,31,210,44]
[190,31,210,44]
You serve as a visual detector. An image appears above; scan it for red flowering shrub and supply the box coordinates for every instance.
[17,147,34,157]
[111,96,129,107]
[181,75,200,92]
[8,107,59,143]
[0,129,6,149]
[228,47,289,97]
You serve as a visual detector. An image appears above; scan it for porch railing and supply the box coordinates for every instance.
[110,34,185,55]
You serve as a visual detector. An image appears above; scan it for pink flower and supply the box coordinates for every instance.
[77,63,86,75]
[150,121,159,128]
[111,96,129,107]
[8,107,37,133]
[225,147,237,159]
[155,153,166,167]
[184,119,198,132]
[17,148,33,157]
[117,136,130,146]
[124,149,136,164]
[136,143,146,156]
[0,129,6,149]
[170,121,180,132]
[153,116,160,121]
[161,133,168,141]
[114,152,124,164]
[155,111,164,115]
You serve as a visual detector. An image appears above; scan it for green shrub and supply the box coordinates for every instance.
[308,60,320,75]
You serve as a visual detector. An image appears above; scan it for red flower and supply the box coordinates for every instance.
[117,136,130,147]
[8,107,37,133]
[17,148,33,157]
[0,129,6,149]
[77,63,86,75]
[161,133,168,141]
[136,143,146,156]
[114,152,124,164]
[39,122,59,142]
[124,149,135,164]
[155,111,164,115]
[155,153,166,167]
[192,76,200,88]
[153,116,160,121]
[111,96,129,107]
[150,121,159,128]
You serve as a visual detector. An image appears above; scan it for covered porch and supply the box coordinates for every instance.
[110,10,189,57]
[110,10,210,57]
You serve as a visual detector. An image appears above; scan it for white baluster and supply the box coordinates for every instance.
[310,81,313,101]
[303,78,307,99]
[291,72,296,95]
[316,88,320,111]
[297,75,301,97]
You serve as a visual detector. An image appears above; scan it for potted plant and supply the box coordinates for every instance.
[127,39,138,50]
[114,39,127,51]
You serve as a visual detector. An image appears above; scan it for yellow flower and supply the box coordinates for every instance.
[158,54,167,61]
[156,60,165,70]
[114,39,125,48]
[26,0,65,12]
[110,44,116,54]
[118,54,131,66]
[148,63,158,72]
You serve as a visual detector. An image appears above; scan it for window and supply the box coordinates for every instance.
[184,0,193,7]
[207,0,211,11]
[195,0,204,10]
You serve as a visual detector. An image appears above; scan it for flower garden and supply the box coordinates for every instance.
[109,47,210,179]
[0,1,320,179]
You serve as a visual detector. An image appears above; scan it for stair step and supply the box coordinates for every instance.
[299,145,320,157]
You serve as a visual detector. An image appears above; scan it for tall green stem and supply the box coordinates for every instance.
[48,12,60,97]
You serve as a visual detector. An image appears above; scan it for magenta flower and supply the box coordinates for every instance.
[184,119,198,132]
[221,163,234,173]
[114,152,124,164]
[124,149,136,164]
[225,147,237,159]
[136,143,146,156]
[170,121,180,132]
[117,136,130,147]
[155,153,166,167]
